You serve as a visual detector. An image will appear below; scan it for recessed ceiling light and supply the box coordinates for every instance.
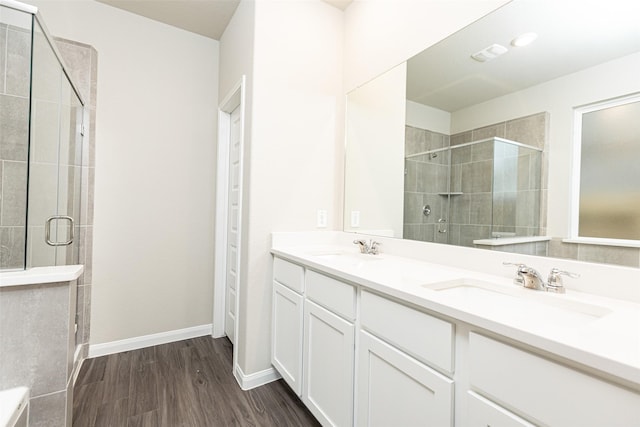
[471,44,508,62]
[511,32,538,47]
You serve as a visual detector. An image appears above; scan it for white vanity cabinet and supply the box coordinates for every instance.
[358,290,454,427]
[303,270,356,427]
[271,258,305,396]
[468,333,640,427]
[271,254,640,427]
[271,258,356,426]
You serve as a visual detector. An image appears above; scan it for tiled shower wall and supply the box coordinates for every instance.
[403,126,450,243]
[55,37,97,361]
[449,113,547,249]
[403,112,548,250]
[0,23,30,269]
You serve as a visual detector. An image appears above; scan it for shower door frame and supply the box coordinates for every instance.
[26,10,86,268]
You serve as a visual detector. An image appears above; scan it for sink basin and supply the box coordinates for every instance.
[423,278,611,325]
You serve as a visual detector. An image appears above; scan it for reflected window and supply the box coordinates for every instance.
[573,93,640,241]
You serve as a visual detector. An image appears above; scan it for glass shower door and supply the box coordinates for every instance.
[27,20,83,267]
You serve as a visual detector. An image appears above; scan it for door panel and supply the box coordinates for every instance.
[27,29,83,268]
[225,106,242,342]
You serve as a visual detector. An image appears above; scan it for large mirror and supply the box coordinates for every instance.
[344,0,640,268]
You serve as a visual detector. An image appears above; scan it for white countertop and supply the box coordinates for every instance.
[473,236,551,246]
[272,244,640,386]
[0,386,28,427]
[0,265,84,287]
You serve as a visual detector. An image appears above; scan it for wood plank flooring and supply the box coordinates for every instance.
[73,336,320,426]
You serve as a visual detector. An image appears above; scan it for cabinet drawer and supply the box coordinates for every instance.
[467,391,534,427]
[360,290,454,373]
[273,257,304,293]
[469,333,640,427]
[306,270,356,321]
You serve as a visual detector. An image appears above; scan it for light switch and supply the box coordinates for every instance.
[317,209,327,228]
[351,211,360,228]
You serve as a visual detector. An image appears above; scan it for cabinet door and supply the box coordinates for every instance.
[357,331,453,427]
[303,299,355,427]
[272,281,304,396]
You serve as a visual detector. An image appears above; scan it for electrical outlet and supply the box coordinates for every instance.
[317,209,327,228]
[351,211,360,228]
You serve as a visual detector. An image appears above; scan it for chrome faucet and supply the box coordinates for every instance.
[504,262,546,290]
[546,268,580,294]
[353,239,381,255]
[503,262,579,292]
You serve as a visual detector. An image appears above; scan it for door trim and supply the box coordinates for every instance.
[213,76,246,349]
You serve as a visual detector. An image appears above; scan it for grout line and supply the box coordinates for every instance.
[0,92,29,100]
[2,24,7,94]
[0,160,5,228]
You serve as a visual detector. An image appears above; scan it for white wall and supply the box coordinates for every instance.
[451,52,640,238]
[344,63,406,237]
[220,0,509,378]
[406,100,451,134]
[29,0,219,344]
[217,0,255,372]
[343,0,510,92]
[219,1,255,102]
[234,0,344,375]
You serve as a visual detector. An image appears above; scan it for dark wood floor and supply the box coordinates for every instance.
[73,336,320,426]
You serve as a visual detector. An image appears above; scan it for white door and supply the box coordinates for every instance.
[225,106,241,343]
[303,299,355,427]
[357,330,454,427]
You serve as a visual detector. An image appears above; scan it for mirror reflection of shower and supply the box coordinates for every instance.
[403,121,543,250]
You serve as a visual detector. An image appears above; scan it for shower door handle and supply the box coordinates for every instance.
[45,215,75,246]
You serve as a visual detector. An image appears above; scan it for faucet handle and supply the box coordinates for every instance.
[503,261,527,269]
[353,239,367,253]
[503,262,527,286]
[370,241,381,255]
[547,268,580,293]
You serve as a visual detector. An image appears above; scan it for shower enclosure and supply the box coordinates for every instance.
[404,136,543,247]
[0,1,85,270]
[0,5,93,424]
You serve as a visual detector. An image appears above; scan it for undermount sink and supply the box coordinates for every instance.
[423,278,611,325]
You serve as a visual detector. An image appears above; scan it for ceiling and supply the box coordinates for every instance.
[95,0,352,40]
[95,0,240,39]
[406,0,640,112]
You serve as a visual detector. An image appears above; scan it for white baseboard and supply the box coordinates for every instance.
[88,324,213,358]
[234,363,281,390]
